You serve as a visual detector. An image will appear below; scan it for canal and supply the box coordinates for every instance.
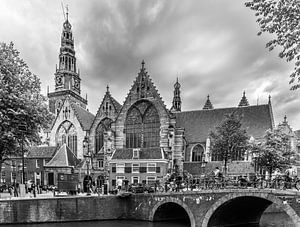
[3,211,293,227]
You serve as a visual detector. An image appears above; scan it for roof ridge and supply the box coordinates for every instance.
[179,104,269,114]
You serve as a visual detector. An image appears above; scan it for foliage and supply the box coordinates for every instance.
[245,0,300,90]
[252,128,294,177]
[0,42,53,165]
[210,112,249,174]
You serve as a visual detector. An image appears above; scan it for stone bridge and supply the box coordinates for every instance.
[127,189,300,227]
[1,189,300,226]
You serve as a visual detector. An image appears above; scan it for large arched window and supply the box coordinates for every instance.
[95,118,112,153]
[191,144,205,162]
[125,101,160,148]
[56,121,77,156]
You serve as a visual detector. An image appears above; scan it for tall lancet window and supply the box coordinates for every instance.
[56,121,77,156]
[125,101,160,148]
[191,144,205,162]
[95,118,112,153]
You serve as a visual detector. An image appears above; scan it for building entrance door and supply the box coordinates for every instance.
[48,173,54,185]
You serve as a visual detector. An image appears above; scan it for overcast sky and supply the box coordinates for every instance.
[1,0,299,130]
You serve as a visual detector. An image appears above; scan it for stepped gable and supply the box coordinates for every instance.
[117,61,171,119]
[175,104,273,143]
[94,86,122,119]
[203,95,214,110]
[111,147,162,160]
[45,144,80,167]
[70,102,94,130]
[27,146,57,158]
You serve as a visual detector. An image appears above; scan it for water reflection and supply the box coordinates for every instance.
[5,220,189,227]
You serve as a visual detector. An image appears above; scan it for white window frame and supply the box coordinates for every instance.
[133,148,140,159]
[147,163,156,173]
[116,176,125,180]
[36,159,39,168]
[98,160,104,168]
[146,176,156,185]
[132,163,140,173]
[116,163,125,173]
[131,176,139,184]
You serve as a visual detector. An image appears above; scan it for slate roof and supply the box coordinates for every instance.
[70,103,95,131]
[27,146,57,159]
[175,104,273,143]
[111,147,163,160]
[45,144,80,167]
[109,94,122,113]
[295,130,300,139]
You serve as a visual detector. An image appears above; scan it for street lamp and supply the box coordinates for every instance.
[83,136,91,195]
[18,123,27,184]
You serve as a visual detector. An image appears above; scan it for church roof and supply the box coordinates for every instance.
[70,103,95,131]
[175,104,273,143]
[45,144,80,167]
[27,146,57,158]
[109,94,122,113]
[111,147,163,160]
[294,130,300,139]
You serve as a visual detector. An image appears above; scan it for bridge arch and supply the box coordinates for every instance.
[202,192,300,227]
[149,197,195,227]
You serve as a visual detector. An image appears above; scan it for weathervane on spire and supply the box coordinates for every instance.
[66,4,69,21]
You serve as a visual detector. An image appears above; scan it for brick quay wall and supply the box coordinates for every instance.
[0,196,130,224]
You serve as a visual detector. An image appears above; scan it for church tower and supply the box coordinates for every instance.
[48,10,87,114]
[170,78,181,112]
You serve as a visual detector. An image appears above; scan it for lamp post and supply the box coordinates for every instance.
[18,123,27,184]
[83,136,91,196]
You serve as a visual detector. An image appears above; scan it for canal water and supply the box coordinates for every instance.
[5,220,189,227]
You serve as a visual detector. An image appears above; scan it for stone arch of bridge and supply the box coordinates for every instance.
[149,197,196,227]
[201,192,300,227]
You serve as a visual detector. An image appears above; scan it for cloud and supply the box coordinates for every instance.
[1,0,300,129]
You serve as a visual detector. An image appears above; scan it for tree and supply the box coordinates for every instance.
[245,0,300,90]
[210,112,249,175]
[0,42,53,176]
[252,128,293,179]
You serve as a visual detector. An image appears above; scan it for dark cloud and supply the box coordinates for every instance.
[1,0,300,129]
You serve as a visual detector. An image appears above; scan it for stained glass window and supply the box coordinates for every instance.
[56,121,77,156]
[192,144,204,162]
[95,118,112,153]
[125,101,160,148]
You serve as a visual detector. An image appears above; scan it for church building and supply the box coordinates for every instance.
[22,13,277,190]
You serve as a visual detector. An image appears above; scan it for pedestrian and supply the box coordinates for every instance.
[14,182,19,197]
[32,183,36,198]
[116,178,122,193]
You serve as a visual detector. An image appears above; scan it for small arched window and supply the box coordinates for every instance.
[191,144,205,162]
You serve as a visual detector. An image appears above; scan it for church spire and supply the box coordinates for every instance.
[171,78,181,112]
[203,95,214,110]
[54,9,82,94]
[48,9,87,115]
[238,91,249,107]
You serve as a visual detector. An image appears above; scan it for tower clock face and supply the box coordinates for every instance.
[56,76,63,86]
[74,79,80,89]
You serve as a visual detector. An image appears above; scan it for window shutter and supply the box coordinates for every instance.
[112,167,116,173]
[156,167,160,173]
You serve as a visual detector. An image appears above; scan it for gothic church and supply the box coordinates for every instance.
[41,14,274,189]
